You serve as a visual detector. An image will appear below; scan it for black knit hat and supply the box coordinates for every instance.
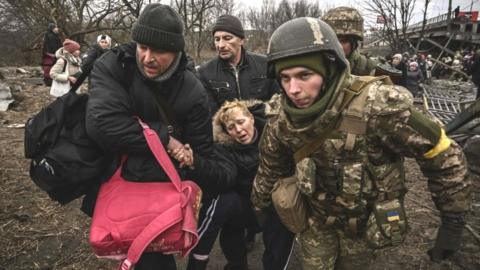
[131,4,184,52]
[212,15,245,39]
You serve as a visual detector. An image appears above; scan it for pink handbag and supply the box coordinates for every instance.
[89,118,202,270]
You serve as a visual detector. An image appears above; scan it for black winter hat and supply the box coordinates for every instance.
[131,4,184,52]
[48,23,56,31]
[212,15,245,39]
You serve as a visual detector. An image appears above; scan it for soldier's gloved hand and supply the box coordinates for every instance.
[428,212,465,262]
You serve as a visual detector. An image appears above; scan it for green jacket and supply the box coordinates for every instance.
[348,50,377,76]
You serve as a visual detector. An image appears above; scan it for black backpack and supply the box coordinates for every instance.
[24,77,108,204]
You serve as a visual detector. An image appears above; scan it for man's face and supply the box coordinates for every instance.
[136,43,176,79]
[53,27,59,34]
[98,40,110,49]
[213,31,244,64]
[338,37,353,57]
[279,66,324,109]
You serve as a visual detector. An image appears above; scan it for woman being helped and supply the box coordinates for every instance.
[49,39,82,96]
[183,99,266,270]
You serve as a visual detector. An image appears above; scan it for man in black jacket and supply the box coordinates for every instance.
[86,4,227,270]
[197,15,278,113]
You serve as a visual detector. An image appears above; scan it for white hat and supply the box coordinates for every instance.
[97,34,111,45]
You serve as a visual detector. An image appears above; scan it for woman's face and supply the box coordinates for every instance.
[224,109,255,145]
[72,50,81,57]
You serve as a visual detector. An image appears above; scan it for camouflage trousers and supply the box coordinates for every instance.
[297,226,374,270]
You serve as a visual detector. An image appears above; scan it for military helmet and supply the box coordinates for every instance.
[267,17,348,78]
[323,7,364,41]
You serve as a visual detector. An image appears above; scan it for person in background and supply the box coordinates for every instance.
[49,39,82,96]
[406,61,424,97]
[197,14,278,114]
[392,53,407,87]
[81,34,112,79]
[42,23,62,86]
[323,7,377,76]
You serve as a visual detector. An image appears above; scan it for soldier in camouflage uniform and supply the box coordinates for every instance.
[251,17,471,270]
[323,7,377,76]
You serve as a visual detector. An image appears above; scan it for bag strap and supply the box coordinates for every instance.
[119,205,184,270]
[136,117,182,192]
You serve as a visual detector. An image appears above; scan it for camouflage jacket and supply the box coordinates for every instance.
[349,50,378,76]
[252,74,471,230]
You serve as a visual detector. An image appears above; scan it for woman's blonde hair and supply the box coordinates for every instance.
[215,99,253,127]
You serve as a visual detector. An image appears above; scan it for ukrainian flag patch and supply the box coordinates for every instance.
[387,211,400,222]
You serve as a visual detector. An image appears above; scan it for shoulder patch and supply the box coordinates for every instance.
[265,93,283,117]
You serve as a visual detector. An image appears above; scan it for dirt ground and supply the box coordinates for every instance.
[0,75,479,270]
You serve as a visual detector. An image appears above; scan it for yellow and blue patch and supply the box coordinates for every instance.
[387,211,400,222]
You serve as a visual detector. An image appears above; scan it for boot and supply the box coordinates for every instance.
[186,257,208,270]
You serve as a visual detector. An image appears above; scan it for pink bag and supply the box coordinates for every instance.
[89,119,202,270]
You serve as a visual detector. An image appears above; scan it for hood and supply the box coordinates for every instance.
[212,99,265,146]
[55,47,67,59]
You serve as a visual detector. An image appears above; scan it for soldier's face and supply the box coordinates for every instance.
[137,43,176,79]
[214,31,244,64]
[279,66,324,109]
[224,109,255,145]
[338,37,353,56]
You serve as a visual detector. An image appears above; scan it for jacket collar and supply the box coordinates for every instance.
[219,47,248,70]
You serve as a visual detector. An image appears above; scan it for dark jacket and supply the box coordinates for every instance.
[406,69,424,97]
[43,30,62,55]
[197,48,278,113]
[81,43,108,77]
[210,100,266,197]
[469,54,480,87]
[394,60,408,87]
[86,42,213,184]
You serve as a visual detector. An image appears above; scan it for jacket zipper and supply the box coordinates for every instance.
[232,66,241,99]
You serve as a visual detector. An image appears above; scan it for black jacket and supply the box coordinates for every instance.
[43,30,62,55]
[81,44,108,77]
[209,101,266,198]
[197,48,278,113]
[86,42,213,183]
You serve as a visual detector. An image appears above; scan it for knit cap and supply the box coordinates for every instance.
[48,23,57,31]
[63,39,80,53]
[131,4,184,52]
[212,15,245,39]
[274,53,335,79]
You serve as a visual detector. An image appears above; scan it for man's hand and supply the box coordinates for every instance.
[170,144,194,168]
[428,213,465,262]
[167,136,194,168]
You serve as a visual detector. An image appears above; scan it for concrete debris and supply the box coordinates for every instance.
[16,68,28,74]
[0,82,14,111]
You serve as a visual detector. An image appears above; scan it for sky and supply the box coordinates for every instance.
[236,0,480,26]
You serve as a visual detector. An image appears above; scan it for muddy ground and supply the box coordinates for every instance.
[0,74,479,270]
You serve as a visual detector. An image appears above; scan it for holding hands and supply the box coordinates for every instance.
[167,136,194,168]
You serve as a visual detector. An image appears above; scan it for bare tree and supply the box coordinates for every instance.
[246,0,324,51]
[364,0,417,52]
[414,0,432,53]
[172,0,216,59]
[0,0,141,65]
